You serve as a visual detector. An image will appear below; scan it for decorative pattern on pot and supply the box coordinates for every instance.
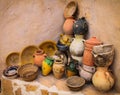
[63,18,75,35]
[92,44,114,67]
[92,67,114,92]
[83,37,102,66]
[70,35,84,63]
[66,60,78,77]
[33,49,47,67]
[42,57,54,76]
[53,59,65,79]
[77,65,95,81]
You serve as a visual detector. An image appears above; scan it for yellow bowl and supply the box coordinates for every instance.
[6,52,20,67]
[20,45,39,66]
[39,40,57,57]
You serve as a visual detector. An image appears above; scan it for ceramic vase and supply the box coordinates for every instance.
[92,67,114,92]
[92,44,114,67]
[82,37,102,66]
[69,35,84,63]
[33,49,47,67]
[53,59,65,79]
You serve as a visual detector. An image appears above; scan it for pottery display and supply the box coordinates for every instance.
[92,44,114,67]
[63,18,75,35]
[73,17,88,35]
[53,59,65,79]
[77,65,95,81]
[70,35,84,63]
[83,37,102,66]
[64,1,78,19]
[42,57,54,76]
[92,67,114,91]
[33,49,47,67]
[59,34,73,46]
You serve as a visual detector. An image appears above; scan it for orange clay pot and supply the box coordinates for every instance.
[33,49,47,67]
[82,37,102,66]
[63,18,75,35]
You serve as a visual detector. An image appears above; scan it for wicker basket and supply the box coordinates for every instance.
[18,63,39,81]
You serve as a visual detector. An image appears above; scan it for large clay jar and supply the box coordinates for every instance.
[83,37,102,66]
[92,44,114,67]
[77,65,95,81]
[92,67,114,92]
[33,49,47,67]
[63,18,75,35]
[70,35,84,64]
[53,59,65,79]
[42,57,54,76]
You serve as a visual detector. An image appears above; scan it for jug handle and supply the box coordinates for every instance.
[43,54,47,57]
[82,39,85,43]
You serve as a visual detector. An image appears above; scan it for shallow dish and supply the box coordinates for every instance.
[18,63,39,81]
[20,45,39,65]
[3,66,18,79]
[6,52,20,67]
[66,76,85,91]
[39,40,57,57]
[64,1,78,19]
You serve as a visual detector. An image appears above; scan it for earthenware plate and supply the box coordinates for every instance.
[6,52,20,67]
[39,40,57,57]
[20,45,39,65]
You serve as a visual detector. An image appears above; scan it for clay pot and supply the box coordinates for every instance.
[70,35,84,63]
[77,65,95,81]
[53,59,65,79]
[63,18,75,35]
[42,57,54,76]
[33,49,47,67]
[92,44,114,67]
[82,37,102,66]
[92,67,114,92]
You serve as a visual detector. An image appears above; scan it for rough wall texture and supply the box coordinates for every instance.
[0,0,120,93]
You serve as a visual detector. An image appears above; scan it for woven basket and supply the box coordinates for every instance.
[18,63,39,81]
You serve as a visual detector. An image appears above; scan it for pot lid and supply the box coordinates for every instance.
[85,37,102,45]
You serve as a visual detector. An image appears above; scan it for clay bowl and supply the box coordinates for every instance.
[3,66,19,79]
[18,63,39,81]
[64,1,78,19]
[66,76,85,91]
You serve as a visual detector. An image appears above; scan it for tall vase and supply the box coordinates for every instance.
[69,35,84,64]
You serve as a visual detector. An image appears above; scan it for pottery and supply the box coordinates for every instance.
[77,65,95,81]
[33,49,47,67]
[83,37,102,66]
[70,35,84,63]
[63,18,75,35]
[59,34,73,46]
[73,17,88,35]
[42,57,54,76]
[92,44,114,67]
[53,59,65,79]
[92,67,114,92]
[66,60,78,77]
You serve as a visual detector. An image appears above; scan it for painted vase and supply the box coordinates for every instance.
[66,60,78,77]
[42,57,54,76]
[69,35,84,64]
[92,44,114,67]
[33,49,47,67]
[82,37,102,66]
[77,65,95,81]
[92,67,114,91]
[53,59,65,79]
[63,18,75,35]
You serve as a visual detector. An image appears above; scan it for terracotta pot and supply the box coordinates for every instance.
[33,49,47,67]
[53,59,65,79]
[63,18,75,35]
[70,35,84,63]
[92,67,114,91]
[92,44,114,67]
[83,37,102,66]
